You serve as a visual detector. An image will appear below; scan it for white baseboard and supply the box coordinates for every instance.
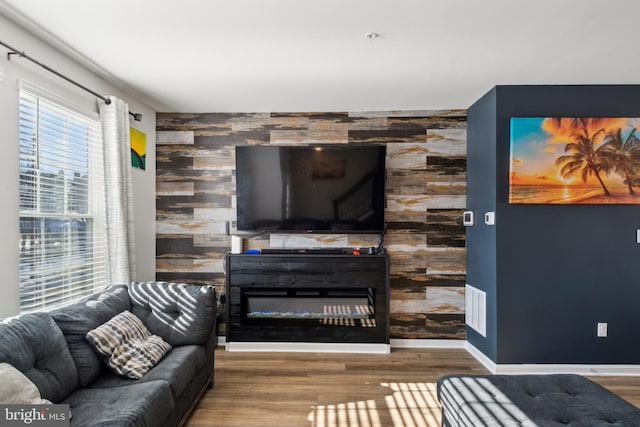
[219,336,640,375]
[391,339,466,349]
[225,341,391,354]
[465,341,640,376]
[465,341,497,372]
[494,364,640,376]
[222,339,464,352]
[588,365,640,376]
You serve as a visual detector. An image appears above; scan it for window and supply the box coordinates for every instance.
[18,83,107,312]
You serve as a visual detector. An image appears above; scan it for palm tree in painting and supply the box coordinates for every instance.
[600,128,640,195]
[551,117,608,131]
[555,128,611,196]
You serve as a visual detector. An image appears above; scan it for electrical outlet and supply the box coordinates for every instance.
[597,322,608,337]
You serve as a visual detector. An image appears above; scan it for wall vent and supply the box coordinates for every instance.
[465,284,486,337]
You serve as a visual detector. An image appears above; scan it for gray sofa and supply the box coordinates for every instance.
[0,281,217,427]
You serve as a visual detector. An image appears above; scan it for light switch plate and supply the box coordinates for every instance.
[597,322,608,337]
[463,211,474,226]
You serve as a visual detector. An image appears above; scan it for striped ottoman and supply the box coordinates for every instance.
[437,374,640,426]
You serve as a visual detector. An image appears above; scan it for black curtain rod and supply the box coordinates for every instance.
[0,40,142,122]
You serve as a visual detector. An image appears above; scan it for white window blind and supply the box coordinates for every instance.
[19,85,107,313]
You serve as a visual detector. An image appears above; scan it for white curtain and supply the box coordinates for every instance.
[98,96,136,284]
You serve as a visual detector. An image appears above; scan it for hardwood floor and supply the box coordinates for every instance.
[185,348,640,427]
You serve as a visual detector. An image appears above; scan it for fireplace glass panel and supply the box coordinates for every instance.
[241,288,375,326]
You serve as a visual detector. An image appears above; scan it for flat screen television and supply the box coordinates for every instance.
[236,144,386,233]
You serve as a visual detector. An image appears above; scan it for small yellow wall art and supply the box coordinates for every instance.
[130,127,146,170]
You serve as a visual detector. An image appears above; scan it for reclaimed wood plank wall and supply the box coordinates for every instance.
[156,110,467,339]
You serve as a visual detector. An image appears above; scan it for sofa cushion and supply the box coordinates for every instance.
[50,284,131,387]
[0,312,78,402]
[63,380,174,427]
[140,345,206,400]
[86,310,172,379]
[129,281,216,346]
[0,362,52,404]
[437,374,640,426]
[90,344,206,401]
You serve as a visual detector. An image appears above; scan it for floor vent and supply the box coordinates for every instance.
[465,284,486,336]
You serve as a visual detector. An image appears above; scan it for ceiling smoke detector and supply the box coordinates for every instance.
[365,32,378,40]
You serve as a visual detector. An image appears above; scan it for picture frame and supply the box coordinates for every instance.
[130,127,146,170]
[509,117,640,204]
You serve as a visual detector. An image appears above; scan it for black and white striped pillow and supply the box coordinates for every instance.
[85,310,172,379]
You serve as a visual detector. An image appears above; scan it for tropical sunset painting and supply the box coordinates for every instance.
[509,117,640,204]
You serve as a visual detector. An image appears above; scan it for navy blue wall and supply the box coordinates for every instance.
[466,88,498,361]
[468,85,640,364]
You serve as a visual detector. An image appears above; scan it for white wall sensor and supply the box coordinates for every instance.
[463,211,474,226]
[231,235,244,254]
[484,212,495,225]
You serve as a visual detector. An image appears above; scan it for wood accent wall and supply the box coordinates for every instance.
[156,110,467,339]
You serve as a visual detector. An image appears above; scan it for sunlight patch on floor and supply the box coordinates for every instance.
[309,399,381,427]
[308,383,440,427]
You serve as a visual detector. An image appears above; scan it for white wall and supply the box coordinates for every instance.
[0,14,156,317]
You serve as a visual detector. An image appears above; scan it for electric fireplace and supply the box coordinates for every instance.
[225,254,389,345]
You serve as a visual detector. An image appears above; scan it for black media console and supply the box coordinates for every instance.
[225,253,390,345]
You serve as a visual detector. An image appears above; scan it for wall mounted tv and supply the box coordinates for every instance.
[236,144,386,233]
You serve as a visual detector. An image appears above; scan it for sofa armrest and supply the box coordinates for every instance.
[128,281,217,347]
[205,313,217,387]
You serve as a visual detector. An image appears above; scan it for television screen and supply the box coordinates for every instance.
[236,144,386,233]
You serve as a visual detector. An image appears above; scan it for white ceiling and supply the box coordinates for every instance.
[2,0,640,113]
